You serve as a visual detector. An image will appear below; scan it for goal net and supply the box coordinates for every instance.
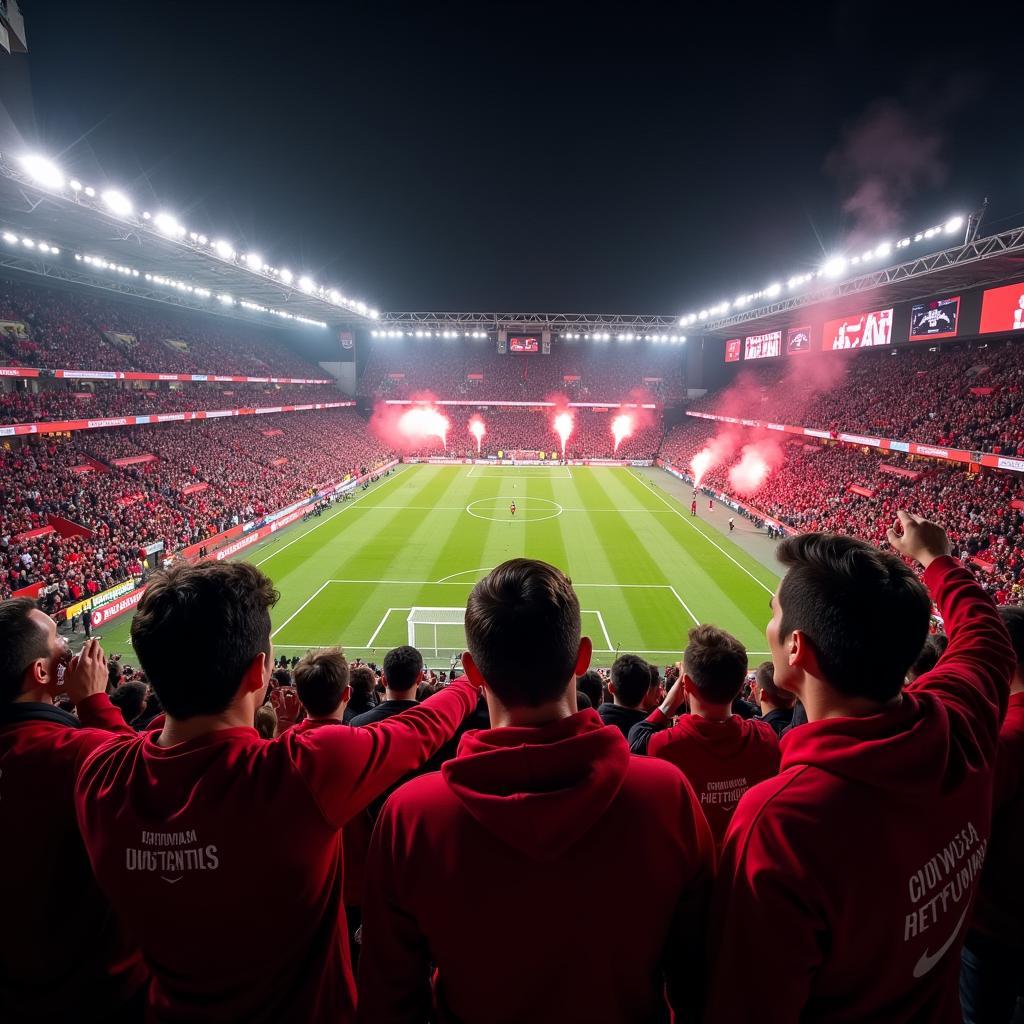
[407,607,467,661]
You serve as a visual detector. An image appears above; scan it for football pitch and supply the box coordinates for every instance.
[97,465,781,669]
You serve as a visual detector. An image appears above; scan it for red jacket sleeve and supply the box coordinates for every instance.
[288,679,478,829]
[355,800,433,1023]
[76,692,137,736]
[906,556,1015,775]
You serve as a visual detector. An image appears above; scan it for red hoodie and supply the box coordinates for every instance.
[74,678,478,1024]
[0,695,145,1023]
[629,711,780,847]
[357,709,715,1023]
[704,556,1014,1024]
[966,688,1024,956]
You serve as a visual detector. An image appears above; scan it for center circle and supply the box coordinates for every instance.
[465,496,564,523]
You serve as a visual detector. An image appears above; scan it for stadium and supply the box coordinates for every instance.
[1,4,1022,1023]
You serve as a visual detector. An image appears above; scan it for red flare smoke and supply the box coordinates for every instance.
[397,405,450,451]
[611,413,634,454]
[728,439,785,495]
[553,411,574,458]
[468,415,486,454]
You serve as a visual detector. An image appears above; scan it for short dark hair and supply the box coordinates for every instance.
[0,598,49,704]
[382,645,423,693]
[294,648,350,717]
[110,681,148,725]
[610,654,652,708]
[777,533,930,702]
[648,663,661,689]
[754,659,795,707]
[683,625,748,705]
[576,669,604,709]
[907,634,949,683]
[998,606,1024,669]
[465,559,580,707]
[349,664,376,698]
[130,562,279,719]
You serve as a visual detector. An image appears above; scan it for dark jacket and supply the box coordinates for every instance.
[597,703,647,740]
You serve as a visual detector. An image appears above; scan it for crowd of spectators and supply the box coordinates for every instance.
[0,381,342,425]
[698,338,1024,454]
[661,418,1024,604]
[0,277,327,377]
[0,409,394,603]
[2,537,1019,1022]
[358,336,686,403]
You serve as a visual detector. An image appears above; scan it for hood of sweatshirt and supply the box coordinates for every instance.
[443,708,629,861]
[779,690,970,797]
[668,713,778,762]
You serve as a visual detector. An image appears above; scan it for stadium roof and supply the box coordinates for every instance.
[694,224,1024,339]
[0,151,378,330]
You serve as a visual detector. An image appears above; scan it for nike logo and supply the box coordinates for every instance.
[912,905,969,978]
[160,875,184,885]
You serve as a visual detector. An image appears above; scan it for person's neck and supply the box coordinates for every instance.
[384,688,417,703]
[801,677,899,722]
[307,706,346,723]
[612,697,642,711]
[759,698,793,715]
[14,687,51,705]
[689,695,732,721]
[488,692,576,728]
[158,704,255,746]
[1010,675,1024,696]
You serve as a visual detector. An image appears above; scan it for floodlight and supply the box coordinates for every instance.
[821,256,847,278]
[214,240,235,259]
[944,216,963,234]
[244,252,263,271]
[298,276,316,294]
[279,268,293,284]
[154,212,185,237]
[102,190,133,216]
[19,154,65,190]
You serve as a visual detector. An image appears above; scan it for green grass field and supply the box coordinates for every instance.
[97,465,780,668]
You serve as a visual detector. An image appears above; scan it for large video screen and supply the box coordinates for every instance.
[724,338,742,363]
[508,335,540,353]
[786,325,812,354]
[910,296,960,341]
[979,281,1024,335]
[744,330,782,360]
[822,308,893,350]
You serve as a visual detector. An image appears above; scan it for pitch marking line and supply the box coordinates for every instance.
[593,610,613,652]
[668,586,700,625]
[252,466,410,568]
[271,580,332,640]
[270,644,772,658]
[435,566,495,583]
[366,608,401,647]
[467,466,573,479]
[638,473,775,595]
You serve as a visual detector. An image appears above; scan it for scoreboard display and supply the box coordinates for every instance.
[909,296,960,341]
[509,335,540,353]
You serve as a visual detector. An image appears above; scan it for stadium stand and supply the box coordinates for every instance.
[0,409,393,603]
[694,337,1024,455]
[358,336,686,402]
[660,418,1024,603]
[0,277,327,377]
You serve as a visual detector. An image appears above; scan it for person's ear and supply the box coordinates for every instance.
[789,630,813,672]
[461,651,487,689]
[574,637,593,677]
[240,651,268,698]
[682,673,697,695]
[339,684,352,706]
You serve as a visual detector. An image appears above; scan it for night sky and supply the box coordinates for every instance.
[18,0,1024,314]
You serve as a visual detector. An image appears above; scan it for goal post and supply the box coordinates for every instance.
[406,607,467,661]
